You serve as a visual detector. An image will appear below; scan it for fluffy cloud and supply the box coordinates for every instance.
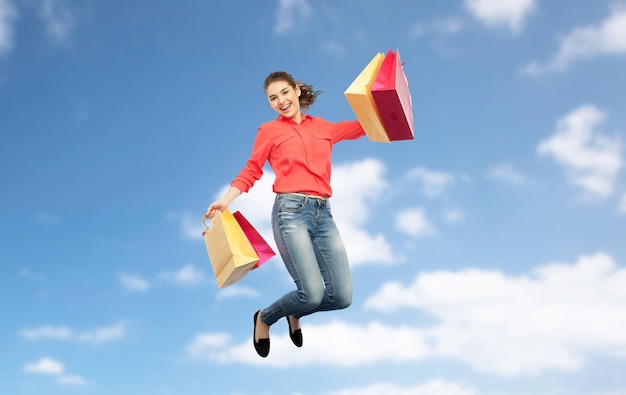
[331,158,395,265]
[22,357,87,386]
[0,0,17,58]
[21,322,126,344]
[486,163,527,185]
[395,208,436,238]
[538,105,622,198]
[407,166,456,198]
[327,379,477,395]
[216,285,260,299]
[273,0,312,35]
[186,320,429,367]
[464,0,536,33]
[524,4,626,74]
[410,17,465,39]
[366,252,626,376]
[119,273,151,292]
[158,264,206,287]
[178,212,205,241]
[443,208,465,223]
[120,265,208,292]
[37,0,75,43]
[23,357,64,375]
[56,375,88,386]
[20,326,72,341]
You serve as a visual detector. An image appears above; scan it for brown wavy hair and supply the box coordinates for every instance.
[264,71,322,111]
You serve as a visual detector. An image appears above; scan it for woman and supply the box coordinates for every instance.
[205,71,365,357]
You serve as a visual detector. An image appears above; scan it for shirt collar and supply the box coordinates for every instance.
[278,113,313,124]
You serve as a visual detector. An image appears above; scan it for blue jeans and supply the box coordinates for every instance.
[260,193,353,326]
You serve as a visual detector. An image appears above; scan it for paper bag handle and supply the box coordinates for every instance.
[202,215,212,231]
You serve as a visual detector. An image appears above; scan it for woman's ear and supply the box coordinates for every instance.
[296,84,301,97]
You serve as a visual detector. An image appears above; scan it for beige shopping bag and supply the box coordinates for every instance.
[202,209,259,288]
[344,52,390,143]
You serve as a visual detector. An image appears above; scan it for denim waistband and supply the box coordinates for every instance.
[276,193,329,204]
[286,192,328,200]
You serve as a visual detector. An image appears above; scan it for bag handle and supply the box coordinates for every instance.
[201,215,212,232]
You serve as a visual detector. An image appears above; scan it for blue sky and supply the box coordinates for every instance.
[1,0,625,394]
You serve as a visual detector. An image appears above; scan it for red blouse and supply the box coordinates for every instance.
[232,114,365,197]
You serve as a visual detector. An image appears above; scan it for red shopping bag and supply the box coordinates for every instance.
[232,211,275,269]
[371,49,414,141]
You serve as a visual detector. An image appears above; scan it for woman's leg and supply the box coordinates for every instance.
[260,194,326,326]
[296,199,352,318]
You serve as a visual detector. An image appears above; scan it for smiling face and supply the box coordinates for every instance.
[266,80,302,123]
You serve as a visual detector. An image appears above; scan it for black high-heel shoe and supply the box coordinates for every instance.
[253,310,270,357]
[286,316,303,347]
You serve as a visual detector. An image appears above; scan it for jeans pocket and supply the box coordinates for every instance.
[281,199,305,212]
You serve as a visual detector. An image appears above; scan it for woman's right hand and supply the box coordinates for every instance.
[205,200,228,219]
[204,186,242,219]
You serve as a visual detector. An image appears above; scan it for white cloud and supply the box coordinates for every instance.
[620,193,626,214]
[23,358,88,386]
[57,374,88,386]
[158,264,206,287]
[395,208,436,238]
[464,0,536,33]
[407,166,456,198]
[38,0,75,44]
[23,357,64,375]
[486,163,527,185]
[443,208,465,223]
[217,285,260,299]
[19,269,45,282]
[410,17,465,39]
[273,0,312,35]
[76,322,125,344]
[180,212,204,240]
[538,105,622,198]
[327,379,477,395]
[226,168,277,243]
[331,158,395,265]
[321,39,344,57]
[0,0,18,58]
[121,264,211,291]
[365,252,626,376]
[21,323,126,344]
[21,326,72,341]
[120,273,151,292]
[435,18,465,35]
[524,4,626,74]
[186,320,429,367]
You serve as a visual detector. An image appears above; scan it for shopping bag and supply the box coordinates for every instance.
[202,209,259,288]
[344,52,390,143]
[232,210,276,270]
[371,49,414,141]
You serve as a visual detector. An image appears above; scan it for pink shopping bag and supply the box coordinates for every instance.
[371,49,414,141]
[232,211,276,269]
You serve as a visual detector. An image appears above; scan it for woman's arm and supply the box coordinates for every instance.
[204,126,272,218]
